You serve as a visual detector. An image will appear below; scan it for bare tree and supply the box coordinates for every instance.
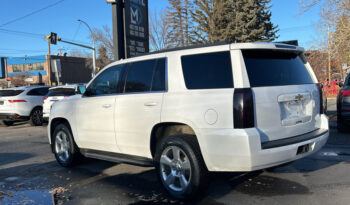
[149,9,171,51]
[91,25,114,60]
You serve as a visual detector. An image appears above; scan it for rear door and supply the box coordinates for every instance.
[115,58,166,157]
[241,49,321,143]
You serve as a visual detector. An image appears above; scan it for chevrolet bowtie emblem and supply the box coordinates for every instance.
[295,94,303,101]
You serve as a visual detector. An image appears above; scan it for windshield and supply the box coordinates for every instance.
[242,49,314,87]
[47,88,76,97]
[0,90,24,97]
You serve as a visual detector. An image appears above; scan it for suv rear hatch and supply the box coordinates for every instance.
[0,89,25,113]
[242,49,321,144]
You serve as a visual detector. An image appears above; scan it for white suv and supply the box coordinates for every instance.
[43,85,79,121]
[0,86,50,126]
[48,43,329,199]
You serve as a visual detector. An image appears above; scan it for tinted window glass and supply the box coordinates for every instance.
[0,90,24,96]
[85,65,124,96]
[242,50,313,87]
[151,58,166,91]
[181,51,233,89]
[48,88,76,97]
[125,59,156,93]
[27,87,49,96]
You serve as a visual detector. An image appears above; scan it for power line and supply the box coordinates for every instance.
[0,0,65,27]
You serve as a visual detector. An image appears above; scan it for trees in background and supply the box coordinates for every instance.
[299,0,350,80]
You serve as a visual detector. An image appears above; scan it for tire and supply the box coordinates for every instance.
[30,107,44,126]
[154,135,208,200]
[2,120,14,126]
[52,123,82,167]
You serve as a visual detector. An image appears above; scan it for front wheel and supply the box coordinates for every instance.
[53,123,82,167]
[155,135,208,200]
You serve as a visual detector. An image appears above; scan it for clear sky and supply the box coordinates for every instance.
[0,0,322,57]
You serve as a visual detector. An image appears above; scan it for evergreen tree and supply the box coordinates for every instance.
[166,0,192,47]
[191,0,279,43]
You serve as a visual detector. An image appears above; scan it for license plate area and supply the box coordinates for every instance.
[0,101,3,105]
[278,92,312,126]
[297,144,310,155]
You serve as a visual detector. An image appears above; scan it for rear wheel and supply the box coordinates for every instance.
[53,123,82,167]
[155,135,208,200]
[30,107,43,126]
[2,120,14,126]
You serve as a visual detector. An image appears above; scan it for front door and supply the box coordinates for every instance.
[76,65,125,152]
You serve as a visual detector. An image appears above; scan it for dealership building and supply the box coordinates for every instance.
[0,55,92,87]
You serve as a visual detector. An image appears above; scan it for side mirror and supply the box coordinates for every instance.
[76,85,86,94]
[338,82,344,87]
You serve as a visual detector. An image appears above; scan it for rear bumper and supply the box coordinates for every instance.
[198,114,329,172]
[0,113,29,121]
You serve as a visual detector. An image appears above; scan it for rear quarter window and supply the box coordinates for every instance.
[181,51,234,89]
[242,49,313,87]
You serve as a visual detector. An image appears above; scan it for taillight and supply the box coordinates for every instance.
[64,96,70,98]
[233,88,255,128]
[317,83,324,114]
[340,90,350,97]
[8,100,27,103]
[43,96,48,101]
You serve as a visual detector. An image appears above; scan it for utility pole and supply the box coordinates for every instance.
[328,24,332,84]
[47,37,52,86]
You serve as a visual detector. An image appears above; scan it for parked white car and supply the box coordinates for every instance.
[43,85,79,121]
[0,86,50,126]
[48,42,329,199]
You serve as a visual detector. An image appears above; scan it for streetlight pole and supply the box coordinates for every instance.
[77,19,96,76]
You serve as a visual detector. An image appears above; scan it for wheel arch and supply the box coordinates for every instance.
[50,117,73,152]
[150,122,202,159]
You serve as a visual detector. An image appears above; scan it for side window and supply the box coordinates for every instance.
[125,59,156,93]
[181,51,234,89]
[27,88,48,96]
[151,58,166,91]
[85,65,124,96]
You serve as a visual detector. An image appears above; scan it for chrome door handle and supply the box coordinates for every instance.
[144,102,158,107]
[102,104,112,108]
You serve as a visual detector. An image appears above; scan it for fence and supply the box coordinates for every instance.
[320,80,343,97]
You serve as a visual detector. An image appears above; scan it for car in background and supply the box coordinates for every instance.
[337,73,350,132]
[43,85,79,121]
[0,86,50,126]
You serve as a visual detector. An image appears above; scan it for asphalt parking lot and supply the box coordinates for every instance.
[0,99,350,205]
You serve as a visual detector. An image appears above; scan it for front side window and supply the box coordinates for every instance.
[124,59,156,93]
[181,51,234,89]
[85,65,124,96]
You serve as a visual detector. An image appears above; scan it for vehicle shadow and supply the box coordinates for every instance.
[0,152,34,167]
[0,158,316,204]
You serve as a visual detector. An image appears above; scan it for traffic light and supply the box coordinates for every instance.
[50,32,57,45]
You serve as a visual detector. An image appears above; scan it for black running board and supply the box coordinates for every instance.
[80,149,154,167]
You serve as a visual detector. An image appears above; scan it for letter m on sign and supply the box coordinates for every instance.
[131,7,139,24]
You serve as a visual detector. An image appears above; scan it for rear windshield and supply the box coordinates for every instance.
[47,88,75,97]
[242,50,313,87]
[0,90,24,97]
